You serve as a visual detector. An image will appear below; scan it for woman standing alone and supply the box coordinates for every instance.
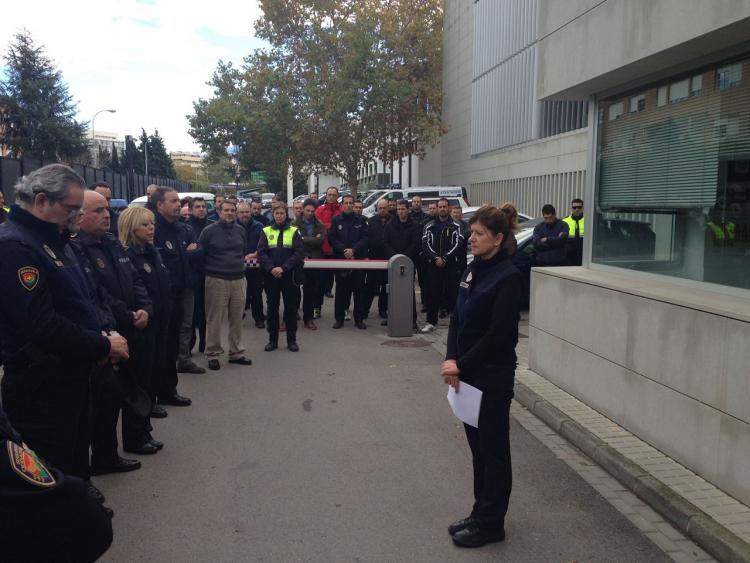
[442,205,522,548]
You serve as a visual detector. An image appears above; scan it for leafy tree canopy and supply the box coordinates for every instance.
[0,30,89,162]
[189,0,444,195]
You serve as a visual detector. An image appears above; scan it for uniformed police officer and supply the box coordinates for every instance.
[328,194,369,329]
[73,190,156,460]
[0,403,114,563]
[257,202,305,352]
[151,187,193,408]
[0,164,129,480]
[562,198,584,266]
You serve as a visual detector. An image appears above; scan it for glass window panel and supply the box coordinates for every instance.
[630,94,646,113]
[657,86,668,107]
[594,58,750,291]
[608,101,624,121]
[691,74,703,96]
[669,78,690,102]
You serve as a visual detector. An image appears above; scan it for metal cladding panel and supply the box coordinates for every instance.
[472,44,537,155]
[474,0,538,78]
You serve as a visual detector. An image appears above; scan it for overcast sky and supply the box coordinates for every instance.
[0,0,266,152]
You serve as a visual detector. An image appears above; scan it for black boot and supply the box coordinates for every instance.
[287,332,299,352]
[265,335,278,351]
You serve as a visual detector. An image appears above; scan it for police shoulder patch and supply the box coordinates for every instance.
[6,442,56,487]
[18,267,40,291]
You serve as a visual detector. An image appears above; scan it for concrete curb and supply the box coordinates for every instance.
[514,380,750,563]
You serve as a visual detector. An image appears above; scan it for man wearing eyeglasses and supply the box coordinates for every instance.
[562,198,585,266]
[0,164,130,481]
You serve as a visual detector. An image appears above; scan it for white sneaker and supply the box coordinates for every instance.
[344,309,352,321]
[421,323,435,333]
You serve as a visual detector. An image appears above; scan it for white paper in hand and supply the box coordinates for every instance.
[447,383,482,428]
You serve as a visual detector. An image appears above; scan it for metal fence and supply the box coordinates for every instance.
[0,156,192,203]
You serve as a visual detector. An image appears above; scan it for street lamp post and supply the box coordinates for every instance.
[91,109,116,167]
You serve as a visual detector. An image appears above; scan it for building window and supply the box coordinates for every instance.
[657,86,668,107]
[630,94,646,113]
[716,63,742,90]
[594,55,750,292]
[690,74,703,96]
[669,78,690,102]
[608,101,624,121]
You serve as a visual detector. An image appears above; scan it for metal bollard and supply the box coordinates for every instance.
[387,254,415,337]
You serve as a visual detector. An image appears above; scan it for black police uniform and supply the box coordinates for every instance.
[153,211,192,405]
[71,231,154,454]
[422,216,465,325]
[0,206,111,478]
[328,211,369,324]
[445,250,521,543]
[364,214,390,317]
[126,243,172,438]
[257,220,305,348]
[0,405,113,563]
[384,215,421,324]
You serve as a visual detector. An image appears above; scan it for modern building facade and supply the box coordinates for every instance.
[442,0,750,507]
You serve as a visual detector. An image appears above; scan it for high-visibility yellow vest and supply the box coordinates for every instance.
[707,221,735,241]
[562,215,585,237]
[263,224,298,246]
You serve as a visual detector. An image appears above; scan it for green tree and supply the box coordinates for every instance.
[0,30,89,161]
[97,145,112,169]
[137,128,176,178]
[189,0,444,197]
[110,142,121,173]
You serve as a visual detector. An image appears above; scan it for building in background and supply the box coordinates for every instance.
[170,151,203,169]
[442,0,750,506]
[88,130,125,167]
[441,1,588,216]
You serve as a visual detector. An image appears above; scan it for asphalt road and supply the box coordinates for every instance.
[95,318,669,562]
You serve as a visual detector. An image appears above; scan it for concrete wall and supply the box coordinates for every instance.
[538,0,750,99]
[528,268,750,505]
[441,0,588,213]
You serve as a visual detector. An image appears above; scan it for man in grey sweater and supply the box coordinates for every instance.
[198,201,252,370]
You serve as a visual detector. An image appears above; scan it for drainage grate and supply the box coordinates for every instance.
[381,339,432,348]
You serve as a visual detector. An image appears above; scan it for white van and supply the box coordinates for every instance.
[362,186,469,217]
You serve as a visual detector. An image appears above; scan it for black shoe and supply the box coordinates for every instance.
[158,393,192,407]
[381,320,388,326]
[207,358,220,370]
[228,356,252,365]
[255,320,266,329]
[123,442,159,455]
[178,362,206,374]
[265,342,278,351]
[448,516,477,536]
[451,524,505,548]
[332,320,344,329]
[87,481,106,504]
[355,321,367,330]
[90,456,142,475]
[287,341,299,352]
[147,436,164,450]
[151,405,168,418]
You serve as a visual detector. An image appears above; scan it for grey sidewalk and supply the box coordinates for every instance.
[427,312,750,563]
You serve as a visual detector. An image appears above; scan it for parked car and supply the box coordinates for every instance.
[110,198,128,212]
[362,186,469,217]
[462,206,533,224]
[129,192,216,212]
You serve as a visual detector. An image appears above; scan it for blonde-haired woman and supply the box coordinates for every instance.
[119,207,172,451]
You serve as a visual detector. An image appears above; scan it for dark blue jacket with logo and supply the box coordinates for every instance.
[445,251,522,397]
[154,212,192,297]
[0,207,111,386]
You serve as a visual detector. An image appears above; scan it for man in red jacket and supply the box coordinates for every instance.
[314,186,342,308]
